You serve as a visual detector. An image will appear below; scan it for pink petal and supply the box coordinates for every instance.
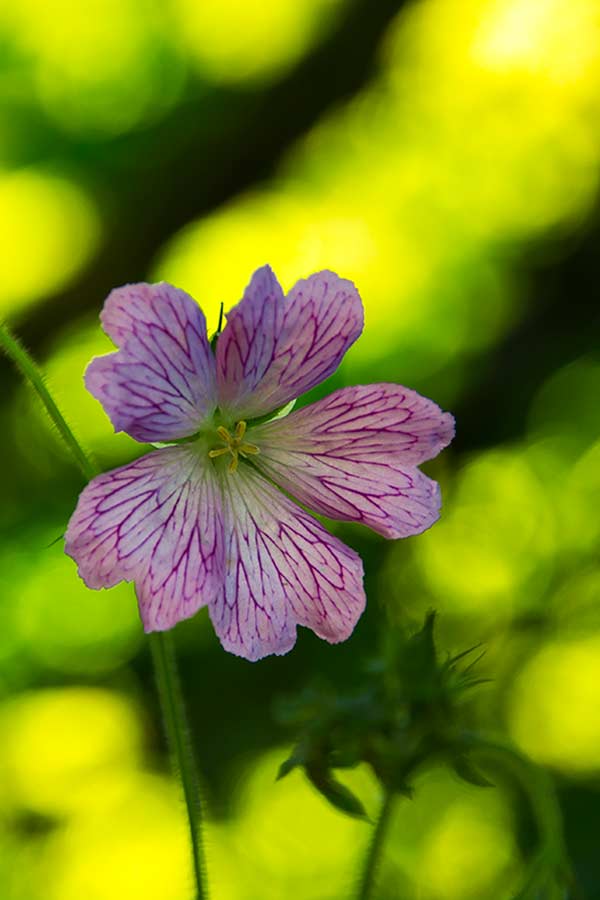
[209,463,365,661]
[248,384,455,539]
[86,283,217,443]
[65,447,224,631]
[216,266,363,420]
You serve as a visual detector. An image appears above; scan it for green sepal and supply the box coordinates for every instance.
[248,399,297,428]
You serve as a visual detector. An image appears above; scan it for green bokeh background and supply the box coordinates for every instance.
[1,0,599,897]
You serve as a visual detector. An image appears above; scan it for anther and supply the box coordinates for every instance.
[239,443,260,457]
[208,447,229,458]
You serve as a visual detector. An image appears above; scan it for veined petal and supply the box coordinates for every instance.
[209,463,365,661]
[249,384,455,539]
[216,266,363,420]
[86,282,217,443]
[251,384,455,463]
[65,447,224,631]
[253,453,441,539]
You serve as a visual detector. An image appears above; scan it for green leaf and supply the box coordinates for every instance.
[306,767,369,821]
[276,757,299,780]
[276,740,311,780]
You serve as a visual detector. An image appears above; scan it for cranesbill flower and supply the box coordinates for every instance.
[65,266,454,661]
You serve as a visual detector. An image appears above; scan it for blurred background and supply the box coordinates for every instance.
[1,0,599,897]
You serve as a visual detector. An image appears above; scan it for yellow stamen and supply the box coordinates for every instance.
[239,443,260,457]
[208,447,229,458]
[208,421,258,472]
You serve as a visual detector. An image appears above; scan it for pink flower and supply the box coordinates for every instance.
[65,267,454,661]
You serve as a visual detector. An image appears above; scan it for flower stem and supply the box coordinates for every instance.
[150,632,207,899]
[0,319,208,899]
[463,733,577,899]
[0,321,97,481]
[357,790,395,900]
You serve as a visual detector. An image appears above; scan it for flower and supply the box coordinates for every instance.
[65,266,454,661]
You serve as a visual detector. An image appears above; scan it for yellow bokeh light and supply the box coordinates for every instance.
[378,0,600,241]
[565,440,600,555]
[15,536,141,675]
[218,748,379,897]
[418,800,516,899]
[415,447,555,619]
[44,773,192,900]
[382,766,519,898]
[0,688,144,815]
[0,169,100,318]
[377,0,600,241]
[2,0,184,134]
[171,0,348,85]
[471,0,600,83]
[508,636,600,773]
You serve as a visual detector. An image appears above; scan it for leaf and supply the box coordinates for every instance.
[276,742,308,780]
[306,766,369,821]
[276,756,299,780]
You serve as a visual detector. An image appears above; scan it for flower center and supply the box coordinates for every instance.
[207,420,260,473]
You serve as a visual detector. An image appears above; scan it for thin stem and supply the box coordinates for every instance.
[463,733,577,900]
[1,320,208,899]
[357,790,396,900]
[150,632,207,899]
[0,322,97,481]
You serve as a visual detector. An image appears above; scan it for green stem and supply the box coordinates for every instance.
[0,322,97,481]
[463,733,577,900]
[150,632,207,898]
[1,320,208,899]
[357,790,395,900]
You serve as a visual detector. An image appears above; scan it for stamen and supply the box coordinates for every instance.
[239,443,260,457]
[208,420,258,473]
[208,447,229,458]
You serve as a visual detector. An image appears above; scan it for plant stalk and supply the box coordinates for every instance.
[150,631,207,898]
[357,790,395,900]
[463,733,577,900]
[0,323,97,481]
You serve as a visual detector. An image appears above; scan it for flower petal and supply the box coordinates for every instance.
[249,384,455,539]
[209,463,365,661]
[216,266,363,419]
[65,447,224,631]
[86,283,217,443]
